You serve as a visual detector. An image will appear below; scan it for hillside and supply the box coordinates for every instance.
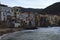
[41,2,60,15]
[13,7,43,13]
[21,8,43,13]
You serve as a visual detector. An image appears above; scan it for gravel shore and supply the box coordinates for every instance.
[0,28,23,36]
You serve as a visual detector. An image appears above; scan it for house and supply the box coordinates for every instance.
[0,4,12,27]
[11,7,21,27]
[12,7,36,28]
[20,12,35,28]
[0,4,12,21]
[12,7,21,19]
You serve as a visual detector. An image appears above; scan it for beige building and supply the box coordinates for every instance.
[12,7,21,19]
[39,14,60,26]
[11,7,21,27]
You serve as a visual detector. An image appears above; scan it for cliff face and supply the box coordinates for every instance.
[41,2,60,15]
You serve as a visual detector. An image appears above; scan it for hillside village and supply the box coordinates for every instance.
[0,4,42,29]
[0,2,60,29]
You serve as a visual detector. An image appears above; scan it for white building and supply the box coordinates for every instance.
[0,4,12,21]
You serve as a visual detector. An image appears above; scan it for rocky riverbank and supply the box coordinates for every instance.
[0,28,23,36]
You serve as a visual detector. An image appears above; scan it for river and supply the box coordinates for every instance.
[0,27,60,40]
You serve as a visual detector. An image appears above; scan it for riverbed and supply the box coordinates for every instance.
[0,27,60,40]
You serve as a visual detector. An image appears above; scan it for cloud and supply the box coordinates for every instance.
[0,0,60,8]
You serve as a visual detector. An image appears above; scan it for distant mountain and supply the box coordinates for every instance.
[0,4,8,7]
[15,7,43,13]
[21,8,43,13]
[41,2,60,15]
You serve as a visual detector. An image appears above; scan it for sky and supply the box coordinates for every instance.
[0,0,60,9]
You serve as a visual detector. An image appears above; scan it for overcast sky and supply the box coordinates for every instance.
[0,0,60,8]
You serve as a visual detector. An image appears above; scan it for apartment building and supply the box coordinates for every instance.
[12,7,36,28]
[0,4,12,21]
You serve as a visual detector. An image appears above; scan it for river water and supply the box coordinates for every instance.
[0,27,60,40]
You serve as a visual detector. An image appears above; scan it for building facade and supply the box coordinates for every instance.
[12,7,36,28]
[0,4,12,21]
